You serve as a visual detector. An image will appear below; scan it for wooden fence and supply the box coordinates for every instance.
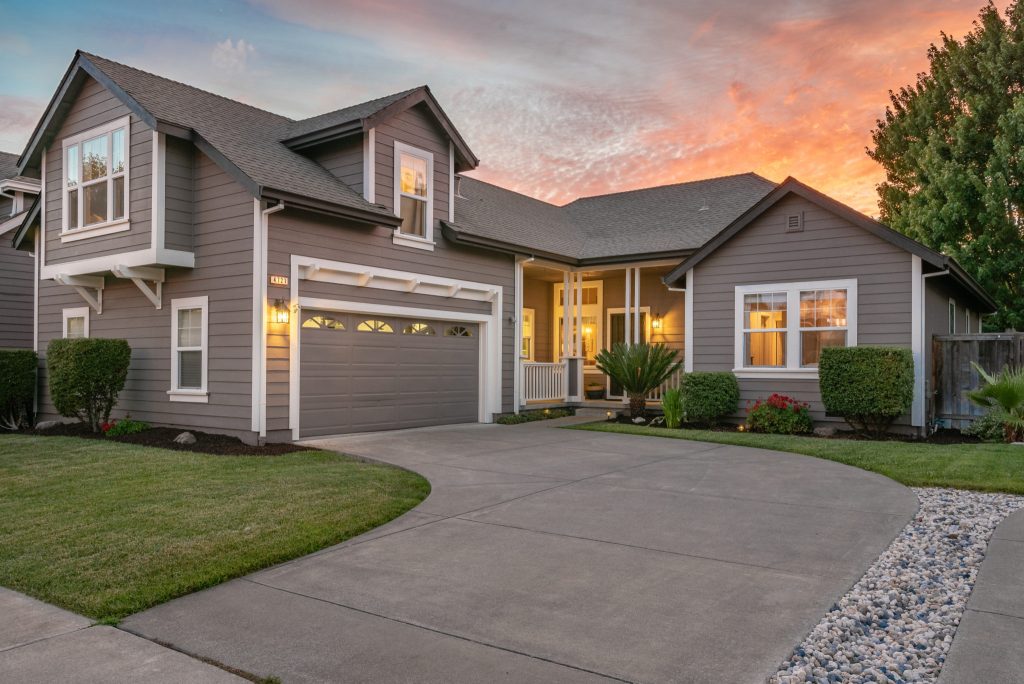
[932,333,1024,428]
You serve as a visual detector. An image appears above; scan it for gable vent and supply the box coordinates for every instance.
[786,212,804,233]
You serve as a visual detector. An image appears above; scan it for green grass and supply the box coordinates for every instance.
[570,422,1024,494]
[0,435,429,621]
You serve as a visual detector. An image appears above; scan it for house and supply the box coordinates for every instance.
[0,151,39,349]
[8,51,993,441]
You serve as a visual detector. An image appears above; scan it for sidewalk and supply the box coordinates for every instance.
[0,587,244,683]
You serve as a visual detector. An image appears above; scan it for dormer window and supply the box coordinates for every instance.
[393,141,434,250]
[62,116,130,236]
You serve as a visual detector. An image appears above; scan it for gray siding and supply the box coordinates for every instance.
[308,138,363,196]
[0,243,33,349]
[44,76,153,265]
[36,151,255,437]
[164,136,194,251]
[523,278,553,362]
[692,194,914,425]
[373,104,451,221]
[0,196,12,217]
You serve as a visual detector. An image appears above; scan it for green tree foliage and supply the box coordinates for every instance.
[869,2,1024,330]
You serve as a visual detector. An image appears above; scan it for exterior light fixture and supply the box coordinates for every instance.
[271,299,290,324]
[651,313,663,330]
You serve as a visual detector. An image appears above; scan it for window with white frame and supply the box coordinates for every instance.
[62,307,89,339]
[62,117,129,232]
[169,296,208,401]
[735,280,856,374]
[948,299,957,334]
[393,141,433,242]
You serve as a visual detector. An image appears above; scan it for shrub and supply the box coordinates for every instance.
[967,363,1024,442]
[595,343,682,418]
[0,350,37,430]
[662,388,684,429]
[103,418,150,437]
[747,393,813,434]
[963,411,1008,443]
[47,338,131,433]
[818,346,914,437]
[681,372,739,423]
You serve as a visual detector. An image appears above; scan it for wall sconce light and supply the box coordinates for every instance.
[583,324,594,335]
[271,299,290,324]
[651,313,663,330]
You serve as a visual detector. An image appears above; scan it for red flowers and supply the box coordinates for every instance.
[747,394,813,434]
[751,393,808,413]
[100,420,116,434]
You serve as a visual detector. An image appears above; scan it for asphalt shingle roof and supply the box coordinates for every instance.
[81,53,392,218]
[449,173,777,261]
[283,88,421,141]
[0,151,18,181]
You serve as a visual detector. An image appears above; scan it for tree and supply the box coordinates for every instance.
[869,1,1024,330]
[594,342,681,418]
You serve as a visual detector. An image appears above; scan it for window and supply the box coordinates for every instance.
[734,280,856,376]
[62,307,89,339]
[62,117,129,234]
[445,325,473,337]
[357,319,393,333]
[948,299,957,334]
[965,309,973,334]
[554,281,603,365]
[302,315,345,330]
[169,296,208,402]
[402,322,436,335]
[393,141,434,249]
[521,307,535,360]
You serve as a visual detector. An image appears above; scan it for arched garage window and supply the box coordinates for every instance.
[357,319,394,333]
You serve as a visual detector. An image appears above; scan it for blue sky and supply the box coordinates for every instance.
[0,0,1001,211]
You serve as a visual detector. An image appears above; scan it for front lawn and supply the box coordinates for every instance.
[571,423,1024,494]
[0,435,428,621]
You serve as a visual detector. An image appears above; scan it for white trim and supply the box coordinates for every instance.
[733,278,858,377]
[514,257,524,411]
[553,278,603,364]
[40,248,195,280]
[40,147,46,270]
[0,178,41,195]
[62,307,89,339]
[151,131,166,251]
[169,295,209,402]
[684,268,693,372]
[393,140,434,243]
[363,128,376,203]
[734,369,819,380]
[290,255,503,440]
[448,140,455,222]
[911,255,924,427]
[251,200,263,433]
[33,230,39,353]
[392,232,435,251]
[60,220,131,242]
[60,116,130,234]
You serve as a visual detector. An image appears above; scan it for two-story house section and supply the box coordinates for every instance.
[0,151,40,349]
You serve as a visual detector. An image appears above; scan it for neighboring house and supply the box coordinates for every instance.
[9,51,992,441]
[0,151,39,349]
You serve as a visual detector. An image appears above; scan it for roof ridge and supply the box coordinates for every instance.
[80,51,293,122]
[563,171,776,206]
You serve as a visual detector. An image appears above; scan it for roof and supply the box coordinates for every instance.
[444,173,777,263]
[283,88,420,141]
[0,151,18,181]
[663,177,997,312]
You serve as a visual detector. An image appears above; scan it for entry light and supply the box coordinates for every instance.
[651,313,663,330]
[271,299,290,324]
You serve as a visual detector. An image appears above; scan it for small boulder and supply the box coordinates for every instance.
[813,426,837,438]
[34,420,62,431]
[173,431,197,445]
[632,416,647,425]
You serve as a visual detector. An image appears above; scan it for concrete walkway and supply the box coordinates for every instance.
[0,587,242,683]
[123,418,918,683]
[939,507,1024,683]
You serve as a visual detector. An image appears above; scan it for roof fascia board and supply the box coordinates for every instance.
[261,188,403,228]
[280,121,363,150]
[440,223,575,263]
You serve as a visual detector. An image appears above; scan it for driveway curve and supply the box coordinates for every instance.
[123,417,917,683]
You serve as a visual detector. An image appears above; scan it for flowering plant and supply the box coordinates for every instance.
[747,393,813,434]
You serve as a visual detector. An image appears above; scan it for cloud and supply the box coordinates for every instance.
[211,38,255,74]
[0,95,44,154]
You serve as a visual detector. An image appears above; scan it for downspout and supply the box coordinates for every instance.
[258,202,286,442]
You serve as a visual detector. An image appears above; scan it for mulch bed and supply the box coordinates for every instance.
[21,421,312,456]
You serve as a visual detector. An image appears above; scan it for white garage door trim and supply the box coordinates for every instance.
[289,255,503,440]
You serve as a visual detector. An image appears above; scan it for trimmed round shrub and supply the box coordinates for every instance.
[0,350,38,429]
[747,393,813,434]
[47,338,131,433]
[681,371,739,423]
[818,346,914,437]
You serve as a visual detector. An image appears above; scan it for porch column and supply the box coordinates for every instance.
[633,266,641,343]
[624,267,632,346]
[562,271,571,359]
[574,271,583,358]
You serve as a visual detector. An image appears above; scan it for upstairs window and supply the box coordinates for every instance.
[393,141,434,245]
[62,117,130,232]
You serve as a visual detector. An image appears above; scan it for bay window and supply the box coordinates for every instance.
[393,141,434,248]
[735,279,856,376]
[169,296,209,402]
[62,117,129,235]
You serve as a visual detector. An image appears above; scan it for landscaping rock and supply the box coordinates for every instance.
[33,420,62,431]
[813,426,837,438]
[632,417,646,424]
[173,432,197,445]
[770,488,1024,683]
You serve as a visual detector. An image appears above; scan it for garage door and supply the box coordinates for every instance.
[299,310,480,437]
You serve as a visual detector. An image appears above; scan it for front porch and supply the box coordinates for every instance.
[516,260,685,408]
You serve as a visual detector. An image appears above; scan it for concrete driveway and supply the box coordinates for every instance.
[123,417,917,683]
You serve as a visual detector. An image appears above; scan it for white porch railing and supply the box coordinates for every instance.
[647,367,685,401]
[522,361,568,403]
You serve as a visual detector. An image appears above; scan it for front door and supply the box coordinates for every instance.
[607,311,648,397]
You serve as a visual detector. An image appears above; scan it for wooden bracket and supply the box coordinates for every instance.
[112,265,165,309]
[55,274,105,314]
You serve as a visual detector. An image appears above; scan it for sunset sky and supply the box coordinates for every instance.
[0,0,1004,214]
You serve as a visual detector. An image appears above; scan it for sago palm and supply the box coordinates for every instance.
[967,362,1024,442]
[595,342,682,418]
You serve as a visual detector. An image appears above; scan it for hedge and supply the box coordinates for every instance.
[682,371,739,423]
[818,346,914,437]
[47,338,131,433]
[0,350,37,429]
